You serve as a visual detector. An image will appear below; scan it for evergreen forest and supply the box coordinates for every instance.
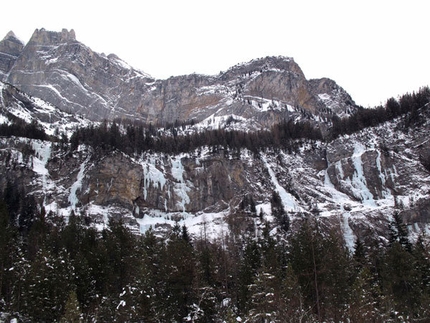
[0,195,429,322]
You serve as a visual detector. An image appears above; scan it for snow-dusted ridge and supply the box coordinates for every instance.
[4,28,358,127]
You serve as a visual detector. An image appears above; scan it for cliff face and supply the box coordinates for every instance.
[1,28,429,242]
[5,29,153,121]
[0,31,24,81]
[2,29,357,129]
[1,106,429,239]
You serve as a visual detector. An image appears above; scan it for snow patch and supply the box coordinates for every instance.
[136,208,229,241]
[31,140,51,176]
[171,155,191,212]
[341,212,356,253]
[335,160,344,179]
[196,114,247,130]
[347,142,376,206]
[244,96,289,112]
[31,140,55,200]
[0,114,10,124]
[261,154,300,212]
[141,155,167,201]
[197,84,228,96]
[69,154,90,212]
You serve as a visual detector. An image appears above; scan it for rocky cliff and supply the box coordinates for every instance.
[1,28,429,244]
[1,29,357,129]
[4,29,153,121]
[0,31,24,81]
[1,95,429,241]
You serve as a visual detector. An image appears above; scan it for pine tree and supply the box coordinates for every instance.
[247,268,279,322]
[348,267,380,322]
[382,241,421,318]
[103,218,141,300]
[18,194,38,237]
[320,228,352,321]
[352,237,366,270]
[282,265,315,322]
[412,235,430,319]
[289,220,324,320]
[21,248,74,322]
[238,238,261,314]
[388,212,411,252]
[160,224,195,321]
[3,180,20,224]
[60,290,83,323]
[271,191,289,232]
[0,200,18,312]
[8,247,30,316]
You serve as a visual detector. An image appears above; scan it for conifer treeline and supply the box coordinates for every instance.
[1,192,429,322]
[330,86,430,138]
[0,118,47,141]
[69,118,322,156]
[67,86,430,155]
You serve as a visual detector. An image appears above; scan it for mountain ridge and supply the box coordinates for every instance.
[2,28,430,323]
[0,28,357,129]
[0,28,429,244]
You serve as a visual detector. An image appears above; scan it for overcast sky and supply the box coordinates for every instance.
[1,0,429,107]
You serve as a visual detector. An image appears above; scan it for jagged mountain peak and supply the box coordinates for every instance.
[0,31,24,52]
[232,55,294,69]
[0,31,25,81]
[4,30,15,39]
[2,28,358,126]
[2,30,23,43]
[5,28,154,121]
[28,28,76,45]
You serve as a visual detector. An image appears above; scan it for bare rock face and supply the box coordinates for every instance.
[1,105,430,239]
[401,199,430,228]
[3,29,430,240]
[7,28,153,121]
[326,142,396,202]
[139,57,357,129]
[3,29,358,128]
[180,154,242,212]
[84,152,143,207]
[0,31,24,81]
[309,78,357,117]
[223,57,318,113]
[30,28,76,44]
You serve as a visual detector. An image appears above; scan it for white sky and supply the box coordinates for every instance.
[1,0,429,107]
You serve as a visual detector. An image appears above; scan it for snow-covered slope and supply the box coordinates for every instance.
[0,81,93,137]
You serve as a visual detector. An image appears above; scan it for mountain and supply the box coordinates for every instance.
[0,28,429,244]
[1,81,430,244]
[1,28,357,130]
[2,28,430,322]
[0,31,24,81]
